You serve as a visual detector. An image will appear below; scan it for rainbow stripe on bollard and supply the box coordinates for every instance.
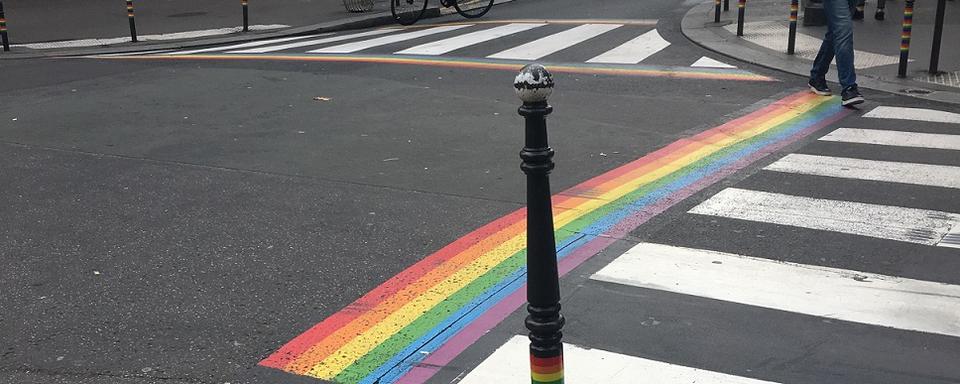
[736,0,746,36]
[531,355,563,384]
[242,0,249,32]
[898,0,914,78]
[0,0,9,52]
[787,0,799,54]
[126,0,138,42]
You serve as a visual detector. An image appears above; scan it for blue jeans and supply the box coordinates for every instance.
[810,0,858,89]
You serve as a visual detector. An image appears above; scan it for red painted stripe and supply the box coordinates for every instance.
[531,355,563,367]
[259,208,529,369]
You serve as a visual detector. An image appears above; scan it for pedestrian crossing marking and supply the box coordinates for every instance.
[487,23,622,60]
[941,226,960,249]
[164,34,330,55]
[592,243,960,338]
[460,335,781,384]
[819,128,960,151]
[689,188,960,245]
[230,29,397,54]
[764,154,960,189]
[864,106,960,125]
[308,24,473,54]
[691,56,736,68]
[587,28,671,64]
[395,23,545,56]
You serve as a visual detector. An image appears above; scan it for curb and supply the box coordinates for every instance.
[680,1,960,106]
[0,0,512,60]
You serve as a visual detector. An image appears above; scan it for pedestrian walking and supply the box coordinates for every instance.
[808,0,865,106]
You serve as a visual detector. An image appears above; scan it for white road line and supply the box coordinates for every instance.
[592,243,960,338]
[691,56,737,68]
[764,154,960,189]
[165,34,328,55]
[688,188,960,245]
[230,29,399,54]
[941,226,960,249]
[460,335,780,384]
[586,28,671,64]
[395,23,545,56]
[15,25,289,49]
[723,21,902,69]
[308,25,473,54]
[819,128,960,151]
[864,106,960,124]
[486,23,622,60]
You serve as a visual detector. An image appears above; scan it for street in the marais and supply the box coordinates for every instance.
[2,0,960,383]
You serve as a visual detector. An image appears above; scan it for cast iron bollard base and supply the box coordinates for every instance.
[514,63,565,384]
[242,0,249,32]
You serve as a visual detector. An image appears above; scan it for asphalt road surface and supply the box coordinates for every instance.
[1,0,959,383]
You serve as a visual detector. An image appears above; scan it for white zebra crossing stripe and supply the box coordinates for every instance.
[395,23,545,56]
[460,335,781,384]
[691,56,736,68]
[229,29,397,54]
[819,128,960,151]
[764,154,960,189]
[486,23,622,60]
[308,25,473,54]
[941,226,960,249]
[688,188,960,245]
[592,243,960,338]
[163,34,329,55]
[586,29,671,64]
[864,106,960,124]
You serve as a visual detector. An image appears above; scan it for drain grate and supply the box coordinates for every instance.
[915,71,960,89]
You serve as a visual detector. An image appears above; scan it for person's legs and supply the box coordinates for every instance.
[823,0,857,89]
[810,27,836,81]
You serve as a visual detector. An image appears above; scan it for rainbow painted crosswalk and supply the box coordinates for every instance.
[258,90,850,383]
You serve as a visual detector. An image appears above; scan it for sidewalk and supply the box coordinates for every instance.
[682,0,960,105]
[0,0,501,58]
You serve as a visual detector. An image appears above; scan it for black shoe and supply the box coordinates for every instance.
[853,9,865,20]
[808,77,832,96]
[841,85,865,106]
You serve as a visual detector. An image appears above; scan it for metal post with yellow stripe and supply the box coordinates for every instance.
[898,0,914,78]
[787,0,799,54]
[0,1,10,52]
[736,0,746,36]
[126,0,138,42]
[514,63,565,384]
[242,0,249,32]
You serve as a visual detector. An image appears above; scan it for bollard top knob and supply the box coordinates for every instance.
[514,63,554,103]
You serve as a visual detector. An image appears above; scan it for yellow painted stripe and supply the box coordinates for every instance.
[305,94,828,377]
[532,370,564,382]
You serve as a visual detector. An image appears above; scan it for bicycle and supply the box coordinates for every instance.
[391,0,495,25]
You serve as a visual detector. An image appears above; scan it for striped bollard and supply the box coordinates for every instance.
[715,0,722,22]
[736,0,746,36]
[787,0,799,54]
[0,1,9,52]
[126,0,137,42]
[898,0,914,78]
[242,0,249,32]
[514,63,565,384]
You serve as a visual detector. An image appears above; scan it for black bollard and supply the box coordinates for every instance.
[0,1,9,52]
[898,0,914,78]
[736,0,746,36]
[126,0,138,42]
[788,0,798,54]
[242,0,249,32]
[514,63,564,384]
[715,0,722,23]
[929,0,946,73]
[804,0,827,26]
[724,0,730,12]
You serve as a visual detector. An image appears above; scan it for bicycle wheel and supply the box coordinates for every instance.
[391,0,428,25]
[453,0,494,18]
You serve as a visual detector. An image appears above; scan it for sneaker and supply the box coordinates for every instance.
[841,85,865,106]
[808,77,832,96]
[852,9,865,20]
